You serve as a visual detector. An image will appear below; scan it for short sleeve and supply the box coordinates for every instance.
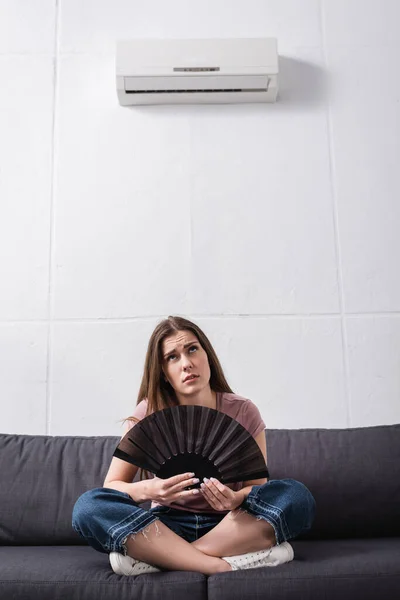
[243,399,266,439]
[120,398,148,438]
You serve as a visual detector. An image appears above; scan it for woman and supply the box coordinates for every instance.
[72,316,316,576]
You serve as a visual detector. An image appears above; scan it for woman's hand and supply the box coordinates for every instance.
[200,477,243,511]
[147,472,200,506]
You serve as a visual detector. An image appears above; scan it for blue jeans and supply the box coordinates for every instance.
[72,478,316,556]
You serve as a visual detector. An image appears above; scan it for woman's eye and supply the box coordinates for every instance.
[167,346,197,361]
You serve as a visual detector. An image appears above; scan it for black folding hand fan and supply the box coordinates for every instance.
[113,404,269,489]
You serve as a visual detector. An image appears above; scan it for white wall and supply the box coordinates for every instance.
[1,0,399,436]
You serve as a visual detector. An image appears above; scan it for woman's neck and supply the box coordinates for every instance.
[177,389,217,410]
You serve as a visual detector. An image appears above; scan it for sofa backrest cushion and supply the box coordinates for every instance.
[0,424,399,545]
[266,424,400,540]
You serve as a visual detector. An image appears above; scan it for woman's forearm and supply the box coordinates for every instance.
[103,479,151,504]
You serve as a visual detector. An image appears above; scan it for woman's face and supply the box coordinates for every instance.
[161,330,211,399]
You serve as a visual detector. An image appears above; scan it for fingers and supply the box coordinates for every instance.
[169,472,199,493]
[207,477,230,498]
[172,472,196,484]
[200,477,225,496]
[165,472,194,487]
[200,477,225,507]
[158,473,200,503]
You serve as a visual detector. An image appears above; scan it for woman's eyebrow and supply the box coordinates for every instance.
[163,341,198,358]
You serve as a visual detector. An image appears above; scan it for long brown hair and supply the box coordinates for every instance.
[119,315,234,482]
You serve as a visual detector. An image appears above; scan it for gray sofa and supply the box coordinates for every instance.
[1,423,399,600]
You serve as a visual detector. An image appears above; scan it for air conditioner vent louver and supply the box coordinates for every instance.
[126,88,267,94]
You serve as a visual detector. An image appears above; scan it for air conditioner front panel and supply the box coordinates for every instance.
[117,38,278,73]
[116,38,279,105]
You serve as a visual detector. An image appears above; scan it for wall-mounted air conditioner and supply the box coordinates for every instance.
[116,38,278,106]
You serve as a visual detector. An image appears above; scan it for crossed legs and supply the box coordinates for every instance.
[123,507,276,574]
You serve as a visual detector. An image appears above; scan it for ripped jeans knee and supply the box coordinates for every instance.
[120,518,162,556]
[228,507,264,521]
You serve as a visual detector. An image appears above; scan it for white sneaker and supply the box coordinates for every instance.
[222,541,294,571]
[109,551,161,576]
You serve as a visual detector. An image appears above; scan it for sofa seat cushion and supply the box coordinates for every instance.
[208,538,400,600]
[1,539,399,599]
[0,545,207,600]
